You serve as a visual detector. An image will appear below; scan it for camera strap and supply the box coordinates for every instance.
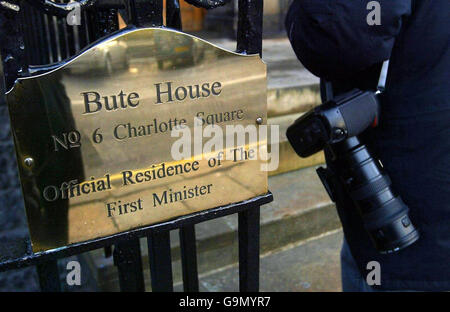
[377,60,390,92]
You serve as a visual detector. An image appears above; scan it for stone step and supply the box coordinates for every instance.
[176,229,343,292]
[210,38,321,117]
[84,166,339,291]
[268,83,320,118]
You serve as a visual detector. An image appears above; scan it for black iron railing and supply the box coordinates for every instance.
[0,0,272,292]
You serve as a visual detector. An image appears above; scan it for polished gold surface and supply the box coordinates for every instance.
[6,28,268,252]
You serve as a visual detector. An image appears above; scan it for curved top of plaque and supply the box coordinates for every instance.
[7,27,266,93]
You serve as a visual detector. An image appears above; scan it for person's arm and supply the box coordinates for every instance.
[286,0,412,81]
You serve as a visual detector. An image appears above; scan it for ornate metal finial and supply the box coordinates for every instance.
[0,1,20,12]
[24,0,97,17]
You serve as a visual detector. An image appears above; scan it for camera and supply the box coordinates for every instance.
[287,88,420,253]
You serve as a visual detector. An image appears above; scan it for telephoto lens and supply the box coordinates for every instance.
[332,137,420,253]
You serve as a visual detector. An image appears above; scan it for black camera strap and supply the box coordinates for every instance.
[377,60,390,92]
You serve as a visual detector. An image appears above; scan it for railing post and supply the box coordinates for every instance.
[235,0,264,293]
[236,0,264,56]
[0,8,26,90]
[36,260,61,292]
[113,239,145,292]
[166,0,182,30]
[238,206,261,292]
[179,225,199,292]
[148,230,173,292]
[130,0,163,27]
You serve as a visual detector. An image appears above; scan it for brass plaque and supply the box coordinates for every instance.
[6,28,268,252]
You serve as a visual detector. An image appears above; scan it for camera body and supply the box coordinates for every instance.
[287,88,420,253]
[287,89,379,158]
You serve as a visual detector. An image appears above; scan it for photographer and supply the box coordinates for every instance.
[286,0,449,291]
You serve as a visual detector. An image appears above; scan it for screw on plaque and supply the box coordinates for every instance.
[256,117,263,125]
[23,157,34,168]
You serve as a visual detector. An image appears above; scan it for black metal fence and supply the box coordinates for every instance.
[0,0,273,292]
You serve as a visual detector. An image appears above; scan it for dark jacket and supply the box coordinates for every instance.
[286,0,450,290]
